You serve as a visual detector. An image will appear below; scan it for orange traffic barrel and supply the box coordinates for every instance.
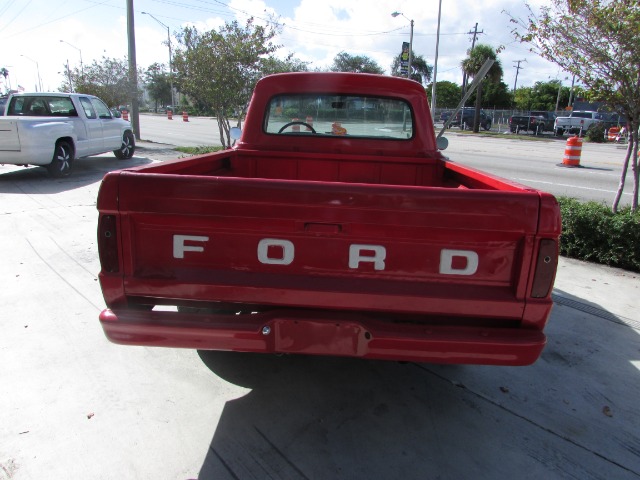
[122,110,129,121]
[182,111,189,122]
[607,126,620,141]
[305,115,314,131]
[562,135,582,167]
[167,110,173,120]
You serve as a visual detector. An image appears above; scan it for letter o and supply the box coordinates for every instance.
[258,238,294,265]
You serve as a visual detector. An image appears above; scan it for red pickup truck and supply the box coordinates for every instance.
[97,72,561,366]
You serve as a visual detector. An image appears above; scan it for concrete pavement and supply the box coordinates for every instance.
[0,141,639,479]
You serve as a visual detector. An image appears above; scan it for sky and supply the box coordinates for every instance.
[0,0,568,96]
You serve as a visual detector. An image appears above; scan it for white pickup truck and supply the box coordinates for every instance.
[0,92,135,177]
[553,110,606,136]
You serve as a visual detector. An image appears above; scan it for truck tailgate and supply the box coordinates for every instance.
[104,171,544,322]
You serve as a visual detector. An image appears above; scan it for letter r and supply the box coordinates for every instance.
[349,244,386,271]
[173,235,209,259]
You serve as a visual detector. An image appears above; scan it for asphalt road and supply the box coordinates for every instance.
[138,113,635,206]
[138,113,225,147]
[1,127,639,480]
[443,131,635,206]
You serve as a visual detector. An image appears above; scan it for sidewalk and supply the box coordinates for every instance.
[135,140,181,162]
[554,256,639,329]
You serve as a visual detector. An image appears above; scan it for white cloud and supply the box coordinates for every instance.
[0,0,567,95]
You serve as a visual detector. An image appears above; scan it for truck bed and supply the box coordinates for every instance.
[97,149,559,365]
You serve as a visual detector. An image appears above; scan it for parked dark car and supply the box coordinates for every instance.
[450,107,492,130]
[439,110,452,123]
[509,111,556,134]
[602,112,627,129]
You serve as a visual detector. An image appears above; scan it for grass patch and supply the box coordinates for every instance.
[558,196,640,272]
[174,145,225,155]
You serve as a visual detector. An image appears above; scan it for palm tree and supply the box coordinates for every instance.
[391,52,433,85]
[461,45,503,132]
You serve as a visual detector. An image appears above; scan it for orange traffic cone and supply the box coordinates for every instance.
[562,135,582,167]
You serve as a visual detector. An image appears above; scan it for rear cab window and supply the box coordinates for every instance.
[7,96,77,116]
[264,94,414,140]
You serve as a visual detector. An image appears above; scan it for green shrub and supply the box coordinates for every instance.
[174,145,224,155]
[558,196,640,271]
[585,122,607,143]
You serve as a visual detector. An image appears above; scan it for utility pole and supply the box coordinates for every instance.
[512,60,525,93]
[568,74,576,109]
[127,0,140,140]
[430,0,443,118]
[512,60,525,110]
[461,23,483,98]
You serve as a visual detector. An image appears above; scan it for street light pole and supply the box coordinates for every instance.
[142,11,176,108]
[20,54,42,92]
[66,60,73,92]
[431,0,442,118]
[60,40,83,80]
[391,12,413,80]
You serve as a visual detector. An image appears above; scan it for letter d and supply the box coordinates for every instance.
[440,249,478,275]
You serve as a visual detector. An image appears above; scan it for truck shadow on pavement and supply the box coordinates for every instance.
[0,154,155,194]
[196,293,640,480]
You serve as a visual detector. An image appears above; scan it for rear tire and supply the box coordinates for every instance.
[113,131,135,160]
[47,141,74,178]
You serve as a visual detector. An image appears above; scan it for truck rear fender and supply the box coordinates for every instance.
[522,192,561,329]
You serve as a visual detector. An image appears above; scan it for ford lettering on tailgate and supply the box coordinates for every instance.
[173,234,479,276]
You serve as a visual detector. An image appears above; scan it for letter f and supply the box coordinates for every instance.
[173,235,209,259]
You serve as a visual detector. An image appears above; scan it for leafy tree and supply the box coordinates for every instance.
[391,52,433,85]
[0,67,8,92]
[261,54,309,75]
[508,0,640,212]
[330,52,384,74]
[530,80,564,111]
[461,44,504,132]
[467,80,512,109]
[513,86,534,111]
[60,57,134,107]
[426,81,461,108]
[144,63,172,112]
[173,18,281,148]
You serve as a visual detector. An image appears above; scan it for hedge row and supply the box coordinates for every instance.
[557,196,640,272]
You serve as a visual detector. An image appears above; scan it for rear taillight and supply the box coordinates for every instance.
[98,215,119,273]
[531,239,558,298]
